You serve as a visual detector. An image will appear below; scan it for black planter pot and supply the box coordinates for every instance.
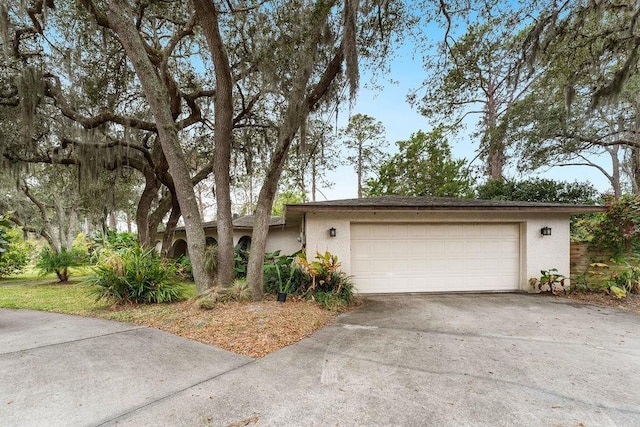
[276,292,287,302]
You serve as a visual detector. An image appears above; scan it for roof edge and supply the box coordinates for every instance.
[285,204,602,214]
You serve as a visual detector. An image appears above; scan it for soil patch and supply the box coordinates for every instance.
[558,292,640,315]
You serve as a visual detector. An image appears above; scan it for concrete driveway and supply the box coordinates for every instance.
[1,294,639,426]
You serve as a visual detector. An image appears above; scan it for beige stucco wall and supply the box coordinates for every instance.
[165,226,301,257]
[303,210,572,292]
[264,227,302,255]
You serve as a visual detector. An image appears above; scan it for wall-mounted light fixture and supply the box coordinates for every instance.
[540,226,552,236]
[329,227,337,238]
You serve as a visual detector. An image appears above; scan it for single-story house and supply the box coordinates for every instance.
[164,196,602,294]
[164,215,301,258]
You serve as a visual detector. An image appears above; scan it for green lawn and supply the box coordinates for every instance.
[0,265,94,286]
[0,282,110,313]
[0,267,196,316]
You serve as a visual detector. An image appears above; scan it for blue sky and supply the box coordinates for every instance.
[318,45,614,201]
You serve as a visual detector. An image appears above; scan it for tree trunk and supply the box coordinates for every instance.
[484,85,505,180]
[161,201,181,257]
[357,143,363,198]
[311,156,317,202]
[21,181,61,252]
[608,145,621,199]
[66,201,80,250]
[194,0,235,286]
[108,211,117,230]
[632,147,640,195]
[136,171,160,248]
[56,267,69,283]
[107,0,213,293]
[246,0,342,300]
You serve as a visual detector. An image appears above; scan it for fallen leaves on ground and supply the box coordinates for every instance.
[558,292,640,315]
[97,296,342,358]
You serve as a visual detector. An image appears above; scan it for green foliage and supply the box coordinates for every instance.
[263,250,302,294]
[88,244,185,304]
[571,262,610,293]
[89,230,138,262]
[570,214,598,243]
[478,179,599,242]
[263,251,353,310]
[476,178,598,203]
[272,190,306,216]
[72,233,91,260]
[588,195,640,256]
[35,247,84,282]
[365,128,474,198]
[175,256,194,281]
[539,269,565,291]
[572,256,640,296]
[297,251,354,310]
[605,266,640,295]
[234,245,250,279]
[0,227,32,277]
[340,113,388,196]
[0,213,11,255]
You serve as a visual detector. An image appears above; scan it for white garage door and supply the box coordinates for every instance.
[350,223,520,293]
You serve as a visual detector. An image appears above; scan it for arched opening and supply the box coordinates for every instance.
[205,237,218,247]
[170,239,188,259]
[237,235,252,251]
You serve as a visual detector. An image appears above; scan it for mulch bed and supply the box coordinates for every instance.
[101,296,345,358]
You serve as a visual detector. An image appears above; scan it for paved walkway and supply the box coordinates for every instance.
[1,294,639,426]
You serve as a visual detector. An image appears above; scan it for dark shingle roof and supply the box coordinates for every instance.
[177,215,285,231]
[285,196,602,213]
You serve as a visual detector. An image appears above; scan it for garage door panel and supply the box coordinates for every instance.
[351,223,520,293]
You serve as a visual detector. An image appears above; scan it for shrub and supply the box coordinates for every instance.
[204,245,218,277]
[221,278,252,302]
[35,246,84,282]
[297,251,354,310]
[175,256,194,281]
[89,230,137,262]
[196,278,253,308]
[234,245,250,278]
[263,250,305,294]
[72,233,91,262]
[0,227,32,277]
[88,244,185,304]
[571,256,640,296]
[263,251,354,310]
[588,194,640,257]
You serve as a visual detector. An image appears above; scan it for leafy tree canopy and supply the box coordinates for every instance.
[476,178,598,204]
[364,128,474,198]
[271,190,306,216]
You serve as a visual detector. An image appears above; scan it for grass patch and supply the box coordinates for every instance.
[0,279,196,314]
[0,265,94,285]
[0,282,109,313]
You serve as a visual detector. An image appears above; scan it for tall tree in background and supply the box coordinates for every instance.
[340,113,388,198]
[413,15,533,180]
[508,2,640,197]
[365,128,474,197]
[282,118,339,201]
